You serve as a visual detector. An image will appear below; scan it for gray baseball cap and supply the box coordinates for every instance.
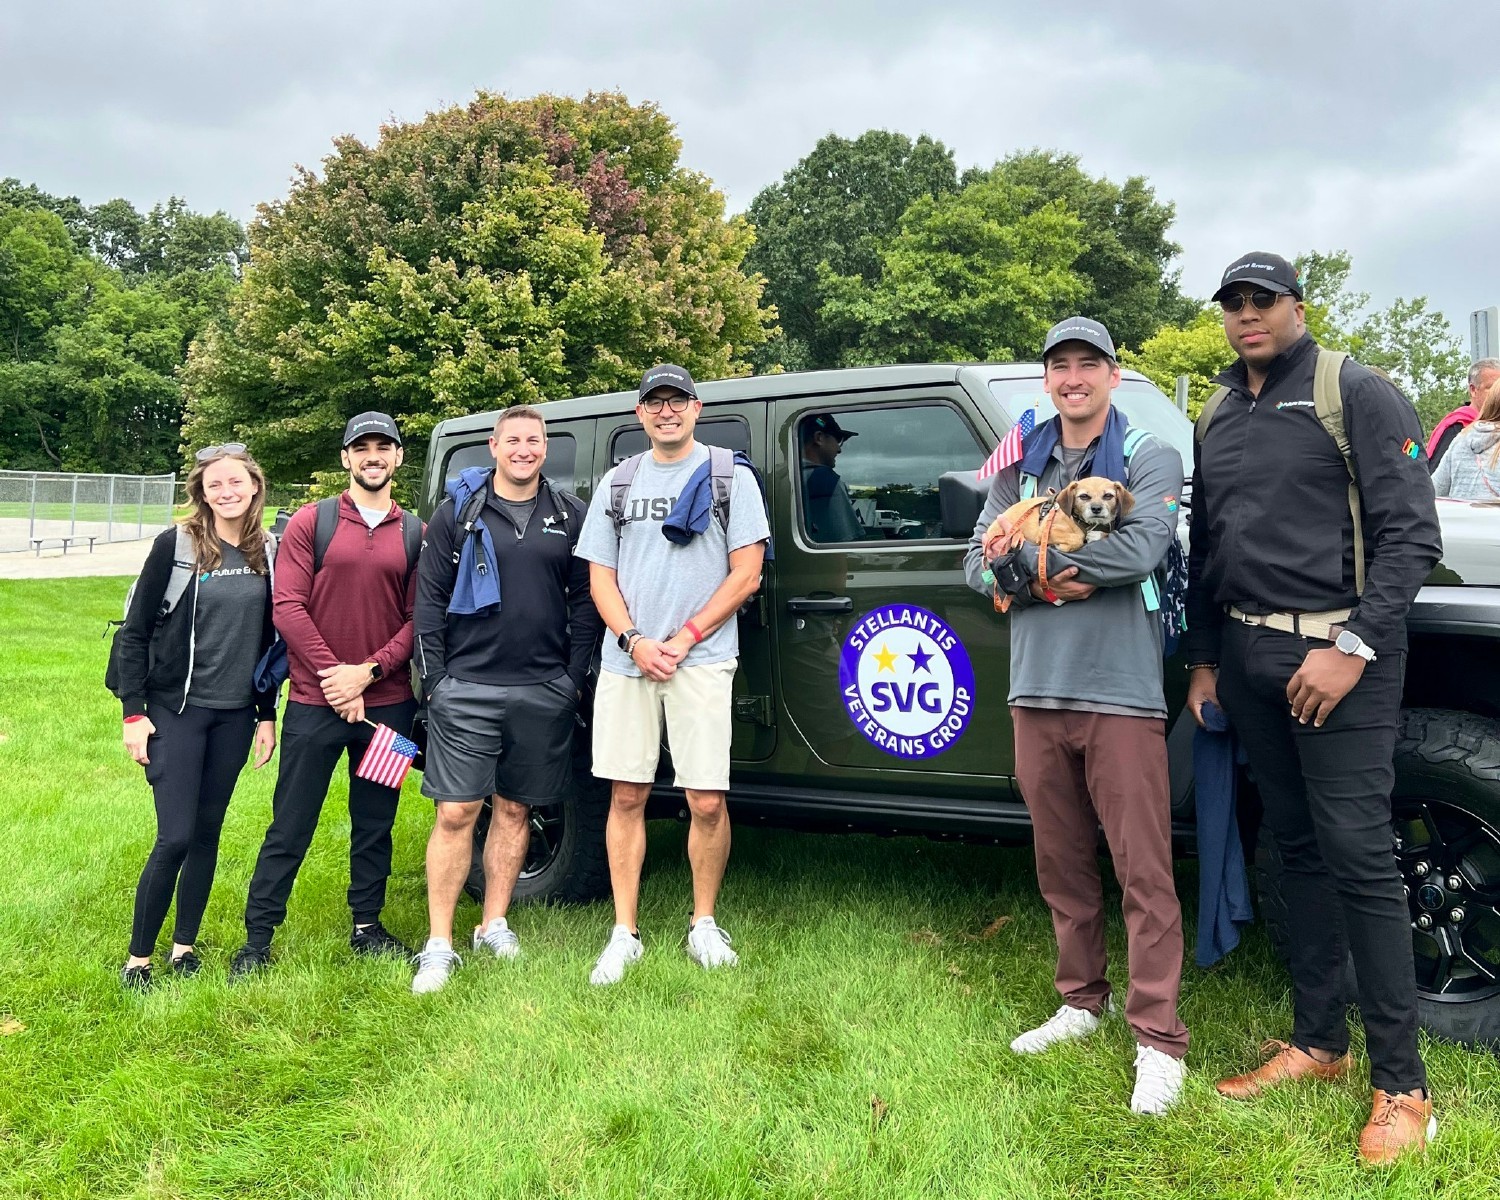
[342,411,402,447]
[1042,316,1116,362]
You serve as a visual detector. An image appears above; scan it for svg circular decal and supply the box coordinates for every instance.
[839,603,975,759]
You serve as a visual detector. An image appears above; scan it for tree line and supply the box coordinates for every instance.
[0,92,1468,490]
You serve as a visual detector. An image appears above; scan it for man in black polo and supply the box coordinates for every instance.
[1183,252,1442,1165]
[408,405,602,995]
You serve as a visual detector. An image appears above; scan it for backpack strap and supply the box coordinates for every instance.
[543,480,584,551]
[1122,427,1154,459]
[607,452,648,538]
[1195,386,1231,444]
[1313,349,1362,596]
[450,487,490,567]
[1019,474,1038,500]
[399,510,422,582]
[311,495,341,574]
[708,445,734,532]
[158,525,197,618]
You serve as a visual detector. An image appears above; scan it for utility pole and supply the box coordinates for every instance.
[1472,307,1499,360]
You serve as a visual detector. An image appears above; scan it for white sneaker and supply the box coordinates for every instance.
[411,937,461,995]
[1009,1003,1102,1054]
[686,916,738,969]
[589,924,643,986]
[473,917,521,959]
[1131,1044,1188,1115]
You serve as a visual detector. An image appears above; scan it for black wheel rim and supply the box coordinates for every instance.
[1391,796,1500,1004]
[519,806,565,882]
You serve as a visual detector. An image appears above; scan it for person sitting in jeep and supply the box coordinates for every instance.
[800,414,864,543]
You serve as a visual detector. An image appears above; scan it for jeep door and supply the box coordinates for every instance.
[769,388,1015,797]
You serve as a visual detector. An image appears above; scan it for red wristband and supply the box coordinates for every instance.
[123,714,146,724]
[1042,587,1061,605]
[684,619,704,644]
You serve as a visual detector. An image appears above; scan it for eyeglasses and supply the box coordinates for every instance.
[195,443,248,461]
[1219,289,1286,314]
[639,395,693,414]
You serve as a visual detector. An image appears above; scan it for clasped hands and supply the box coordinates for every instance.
[982,512,1095,604]
[629,629,697,682]
[319,661,375,723]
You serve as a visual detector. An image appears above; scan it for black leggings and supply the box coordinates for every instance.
[129,703,256,958]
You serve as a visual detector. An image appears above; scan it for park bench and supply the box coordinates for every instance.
[29,535,98,556]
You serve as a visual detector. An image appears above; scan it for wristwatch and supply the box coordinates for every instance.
[1334,629,1376,662]
[366,662,383,681]
[617,627,643,652]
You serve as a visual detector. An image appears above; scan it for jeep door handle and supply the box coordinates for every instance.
[786,595,852,614]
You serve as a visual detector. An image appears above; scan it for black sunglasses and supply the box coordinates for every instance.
[1219,289,1286,314]
[195,442,248,461]
[639,395,694,414]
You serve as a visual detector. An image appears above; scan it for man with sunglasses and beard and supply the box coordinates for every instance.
[231,413,422,978]
[1183,253,1442,1164]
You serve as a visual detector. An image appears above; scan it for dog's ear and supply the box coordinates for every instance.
[1056,480,1081,514]
[1114,485,1136,522]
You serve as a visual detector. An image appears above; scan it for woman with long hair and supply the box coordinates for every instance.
[1433,378,1500,500]
[112,444,280,988]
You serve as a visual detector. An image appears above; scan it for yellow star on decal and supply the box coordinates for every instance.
[872,643,898,673]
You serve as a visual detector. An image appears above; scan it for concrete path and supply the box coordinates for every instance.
[0,538,154,580]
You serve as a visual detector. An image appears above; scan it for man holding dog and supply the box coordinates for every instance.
[1184,252,1442,1163]
[964,316,1189,1115]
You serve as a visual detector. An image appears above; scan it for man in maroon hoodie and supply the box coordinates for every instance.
[231,412,422,978]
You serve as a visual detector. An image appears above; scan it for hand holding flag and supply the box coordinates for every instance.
[356,720,419,789]
[978,407,1035,481]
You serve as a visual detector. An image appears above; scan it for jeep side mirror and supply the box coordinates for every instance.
[939,470,988,541]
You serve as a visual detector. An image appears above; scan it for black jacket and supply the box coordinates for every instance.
[112,526,279,721]
[414,475,602,697]
[1184,334,1442,660]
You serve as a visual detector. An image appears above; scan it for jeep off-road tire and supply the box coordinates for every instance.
[463,771,612,906]
[1256,708,1500,1047]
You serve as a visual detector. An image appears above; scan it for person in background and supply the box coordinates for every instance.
[1432,377,1500,500]
[112,445,279,989]
[799,414,863,543]
[1426,358,1500,472]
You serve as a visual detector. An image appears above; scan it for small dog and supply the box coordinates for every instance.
[983,476,1135,560]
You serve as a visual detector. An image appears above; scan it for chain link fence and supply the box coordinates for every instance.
[0,470,177,554]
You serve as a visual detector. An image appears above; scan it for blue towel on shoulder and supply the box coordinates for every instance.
[447,467,502,616]
[1016,404,1130,486]
[662,452,774,560]
[1194,700,1254,967]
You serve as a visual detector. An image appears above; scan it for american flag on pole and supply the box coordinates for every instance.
[355,723,419,789]
[978,407,1035,481]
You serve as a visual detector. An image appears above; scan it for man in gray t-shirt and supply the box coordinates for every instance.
[575,363,770,986]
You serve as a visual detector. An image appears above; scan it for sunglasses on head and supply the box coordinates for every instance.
[195,443,248,461]
[1220,289,1287,314]
[639,395,693,414]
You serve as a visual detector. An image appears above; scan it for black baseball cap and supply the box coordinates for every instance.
[342,411,402,447]
[1042,316,1116,362]
[638,364,698,401]
[1213,252,1303,301]
[804,414,857,441]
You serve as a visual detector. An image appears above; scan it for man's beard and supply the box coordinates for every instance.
[352,469,390,494]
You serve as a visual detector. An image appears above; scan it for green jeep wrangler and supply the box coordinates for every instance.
[422,364,1500,1048]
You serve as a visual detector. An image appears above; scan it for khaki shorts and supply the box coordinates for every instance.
[592,658,737,791]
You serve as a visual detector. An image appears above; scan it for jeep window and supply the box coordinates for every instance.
[987,377,1193,465]
[798,403,985,544]
[442,431,577,491]
[610,416,750,464]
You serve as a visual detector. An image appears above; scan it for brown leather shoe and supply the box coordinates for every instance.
[1359,1090,1436,1165]
[1215,1039,1352,1099]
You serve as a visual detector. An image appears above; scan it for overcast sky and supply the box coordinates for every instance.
[5,1,1498,347]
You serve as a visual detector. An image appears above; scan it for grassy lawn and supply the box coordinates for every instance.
[1,579,1496,1198]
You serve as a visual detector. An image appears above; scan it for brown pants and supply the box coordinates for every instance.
[1012,707,1189,1057]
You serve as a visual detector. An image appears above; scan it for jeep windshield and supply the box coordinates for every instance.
[986,377,1194,466]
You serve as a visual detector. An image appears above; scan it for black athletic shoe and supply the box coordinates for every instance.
[228,944,271,981]
[350,921,412,959]
[121,963,152,991]
[170,950,202,977]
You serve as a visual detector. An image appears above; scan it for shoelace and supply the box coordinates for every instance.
[1368,1092,1418,1128]
[479,926,518,951]
[415,946,458,971]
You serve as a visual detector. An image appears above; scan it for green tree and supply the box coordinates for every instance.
[183,91,772,497]
[980,150,1197,351]
[1119,309,1230,419]
[744,131,959,371]
[817,176,1086,365]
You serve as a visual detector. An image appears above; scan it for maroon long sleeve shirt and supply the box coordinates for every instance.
[273,492,418,709]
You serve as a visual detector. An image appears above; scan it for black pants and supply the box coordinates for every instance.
[130,703,256,957]
[1219,622,1425,1094]
[243,699,418,945]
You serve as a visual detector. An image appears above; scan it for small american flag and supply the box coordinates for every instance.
[356,722,419,789]
[978,407,1035,480]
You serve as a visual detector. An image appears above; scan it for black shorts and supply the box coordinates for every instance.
[420,676,578,807]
